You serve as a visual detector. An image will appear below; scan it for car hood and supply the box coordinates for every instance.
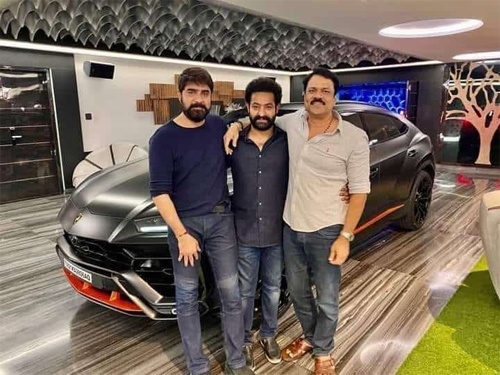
[59,157,161,242]
[70,156,157,218]
[60,157,233,242]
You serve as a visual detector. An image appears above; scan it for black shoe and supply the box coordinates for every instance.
[243,344,255,370]
[224,363,255,375]
[259,337,282,364]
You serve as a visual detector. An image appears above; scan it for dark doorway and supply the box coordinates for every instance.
[0,68,62,203]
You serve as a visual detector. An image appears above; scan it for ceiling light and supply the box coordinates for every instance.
[0,39,289,76]
[0,39,444,75]
[288,60,443,76]
[453,51,500,61]
[379,19,483,38]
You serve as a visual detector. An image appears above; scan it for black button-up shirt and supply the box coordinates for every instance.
[230,126,289,247]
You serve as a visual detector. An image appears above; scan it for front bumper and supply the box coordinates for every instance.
[56,235,182,319]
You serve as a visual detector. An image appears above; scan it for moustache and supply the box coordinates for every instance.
[254,116,272,122]
[188,104,208,111]
[311,98,325,105]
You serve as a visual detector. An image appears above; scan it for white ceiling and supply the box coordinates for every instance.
[207,0,500,63]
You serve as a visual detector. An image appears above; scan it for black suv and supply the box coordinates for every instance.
[56,101,435,320]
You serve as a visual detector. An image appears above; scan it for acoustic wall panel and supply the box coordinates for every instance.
[0,0,411,70]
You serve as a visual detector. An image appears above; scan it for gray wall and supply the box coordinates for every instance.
[0,47,84,189]
[290,64,447,161]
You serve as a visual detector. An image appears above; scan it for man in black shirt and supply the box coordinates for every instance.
[230,78,288,369]
[149,67,253,375]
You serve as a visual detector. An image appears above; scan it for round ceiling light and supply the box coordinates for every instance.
[453,51,500,61]
[379,19,483,38]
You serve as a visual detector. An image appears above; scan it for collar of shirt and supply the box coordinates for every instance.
[241,124,283,145]
[298,109,345,136]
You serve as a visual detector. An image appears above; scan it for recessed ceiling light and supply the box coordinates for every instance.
[453,51,500,61]
[379,19,483,38]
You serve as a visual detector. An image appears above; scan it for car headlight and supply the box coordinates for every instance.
[134,216,169,233]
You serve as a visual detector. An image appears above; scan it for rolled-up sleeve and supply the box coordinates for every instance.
[275,111,297,132]
[149,133,173,198]
[275,116,286,131]
[347,132,371,194]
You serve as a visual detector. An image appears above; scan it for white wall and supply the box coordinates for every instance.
[74,54,291,151]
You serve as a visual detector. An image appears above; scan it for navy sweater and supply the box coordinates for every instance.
[148,115,229,218]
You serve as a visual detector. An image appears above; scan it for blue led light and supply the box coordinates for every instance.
[338,81,408,114]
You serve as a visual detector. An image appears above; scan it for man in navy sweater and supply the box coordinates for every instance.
[149,67,253,375]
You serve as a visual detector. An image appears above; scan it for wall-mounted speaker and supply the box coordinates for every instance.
[83,61,115,79]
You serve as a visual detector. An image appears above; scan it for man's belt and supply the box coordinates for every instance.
[211,201,231,213]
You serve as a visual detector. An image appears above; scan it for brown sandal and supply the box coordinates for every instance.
[315,357,336,375]
[281,337,313,362]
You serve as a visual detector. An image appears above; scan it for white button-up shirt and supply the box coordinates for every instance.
[276,109,370,232]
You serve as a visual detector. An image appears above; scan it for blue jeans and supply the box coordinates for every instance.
[168,212,245,374]
[238,245,283,344]
[283,224,342,357]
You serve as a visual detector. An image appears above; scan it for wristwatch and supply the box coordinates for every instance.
[340,231,355,242]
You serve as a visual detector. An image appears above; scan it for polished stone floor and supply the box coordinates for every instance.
[1,166,499,375]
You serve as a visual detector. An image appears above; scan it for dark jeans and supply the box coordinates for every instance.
[168,212,245,374]
[283,224,342,357]
[238,245,283,344]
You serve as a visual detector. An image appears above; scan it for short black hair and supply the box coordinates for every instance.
[178,67,214,93]
[245,77,282,105]
[302,67,340,96]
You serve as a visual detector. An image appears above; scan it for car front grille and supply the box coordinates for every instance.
[65,233,175,296]
[124,244,176,297]
[65,233,132,269]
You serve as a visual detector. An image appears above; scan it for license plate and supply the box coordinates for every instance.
[64,259,92,283]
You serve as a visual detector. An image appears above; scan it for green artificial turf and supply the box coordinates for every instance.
[398,256,500,375]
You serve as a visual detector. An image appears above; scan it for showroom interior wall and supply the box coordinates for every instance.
[0,47,84,189]
[290,64,446,159]
[440,61,500,167]
[73,54,291,152]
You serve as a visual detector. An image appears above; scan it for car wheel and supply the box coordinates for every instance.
[396,170,433,230]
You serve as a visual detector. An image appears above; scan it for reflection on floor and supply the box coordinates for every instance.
[0,166,498,375]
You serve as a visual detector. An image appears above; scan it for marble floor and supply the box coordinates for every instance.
[0,166,498,375]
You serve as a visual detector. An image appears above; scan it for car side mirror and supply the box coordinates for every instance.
[369,139,378,147]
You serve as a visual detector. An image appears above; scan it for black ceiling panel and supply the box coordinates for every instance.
[0,0,414,70]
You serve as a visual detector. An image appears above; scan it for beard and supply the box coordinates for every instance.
[182,101,211,122]
[249,114,276,131]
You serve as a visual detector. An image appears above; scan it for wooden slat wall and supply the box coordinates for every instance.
[233,89,245,98]
[136,94,153,112]
[214,81,234,95]
[150,83,177,99]
[152,100,170,125]
[138,77,242,125]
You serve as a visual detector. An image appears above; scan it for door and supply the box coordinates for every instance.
[361,112,410,212]
[0,68,61,203]
[341,111,382,223]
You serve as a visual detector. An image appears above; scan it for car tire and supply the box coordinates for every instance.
[396,170,433,231]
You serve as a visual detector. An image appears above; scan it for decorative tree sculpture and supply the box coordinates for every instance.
[445,62,500,165]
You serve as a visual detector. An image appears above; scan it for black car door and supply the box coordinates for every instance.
[341,111,381,223]
[360,112,411,213]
